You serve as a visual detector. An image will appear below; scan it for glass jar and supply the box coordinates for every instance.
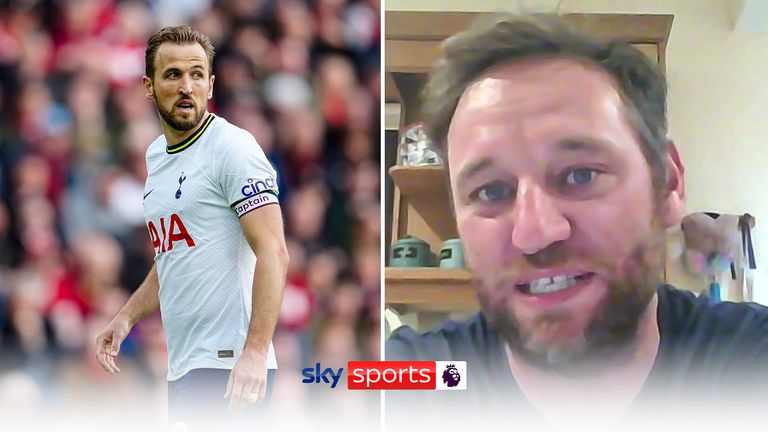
[398,122,443,167]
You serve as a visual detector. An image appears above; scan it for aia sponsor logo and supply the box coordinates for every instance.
[146,213,196,255]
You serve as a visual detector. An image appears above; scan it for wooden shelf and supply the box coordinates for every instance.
[385,267,478,310]
[389,165,458,241]
[389,165,449,196]
[385,12,674,74]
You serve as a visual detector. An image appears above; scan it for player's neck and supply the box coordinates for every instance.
[506,294,660,418]
[162,110,211,146]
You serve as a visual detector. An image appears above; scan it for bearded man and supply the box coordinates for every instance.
[96,25,288,430]
[386,15,768,428]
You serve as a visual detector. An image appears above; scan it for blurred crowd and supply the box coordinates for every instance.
[0,0,380,422]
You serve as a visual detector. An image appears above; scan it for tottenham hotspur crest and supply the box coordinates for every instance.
[175,172,187,199]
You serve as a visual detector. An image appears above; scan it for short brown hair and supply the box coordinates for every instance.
[423,15,669,191]
[145,25,215,80]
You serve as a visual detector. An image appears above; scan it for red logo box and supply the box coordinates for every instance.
[347,361,437,390]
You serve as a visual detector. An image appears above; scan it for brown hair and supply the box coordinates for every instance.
[422,14,669,190]
[145,25,215,80]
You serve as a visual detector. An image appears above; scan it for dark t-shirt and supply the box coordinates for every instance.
[386,285,768,427]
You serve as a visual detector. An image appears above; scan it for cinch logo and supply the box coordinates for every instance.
[301,363,344,389]
[347,361,467,390]
[240,177,276,197]
[146,213,196,256]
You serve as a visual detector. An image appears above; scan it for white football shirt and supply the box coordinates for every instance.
[143,113,279,381]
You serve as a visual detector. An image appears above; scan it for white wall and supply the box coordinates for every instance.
[387,0,768,304]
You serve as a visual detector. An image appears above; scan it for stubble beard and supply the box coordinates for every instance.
[156,99,205,132]
[477,216,667,375]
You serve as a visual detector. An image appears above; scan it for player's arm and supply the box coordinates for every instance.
[241,203,288,358]
[95,264,160,374]
[225,203,289,411]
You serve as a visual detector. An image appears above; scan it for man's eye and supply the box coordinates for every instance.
[474,182,514,203]
[564,168,598,186]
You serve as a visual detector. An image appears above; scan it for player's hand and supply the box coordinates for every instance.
[224,350,268,413]
[95,315,131,374]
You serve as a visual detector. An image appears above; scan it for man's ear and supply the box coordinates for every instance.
[661,140,686,228]
[143,75,154,100]
[208,74,215,100]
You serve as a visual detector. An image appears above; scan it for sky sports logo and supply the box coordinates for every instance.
[302,361,467,390]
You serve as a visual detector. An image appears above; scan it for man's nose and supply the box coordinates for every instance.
[510,179,571,255]
[178,75,192,95]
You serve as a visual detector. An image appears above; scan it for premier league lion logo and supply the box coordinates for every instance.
[442,364,461,388]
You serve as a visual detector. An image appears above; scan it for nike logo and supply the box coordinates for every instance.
[143,189,155,200]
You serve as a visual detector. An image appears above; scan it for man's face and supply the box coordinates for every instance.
[447,59,678,370]
[144,42,214,132]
